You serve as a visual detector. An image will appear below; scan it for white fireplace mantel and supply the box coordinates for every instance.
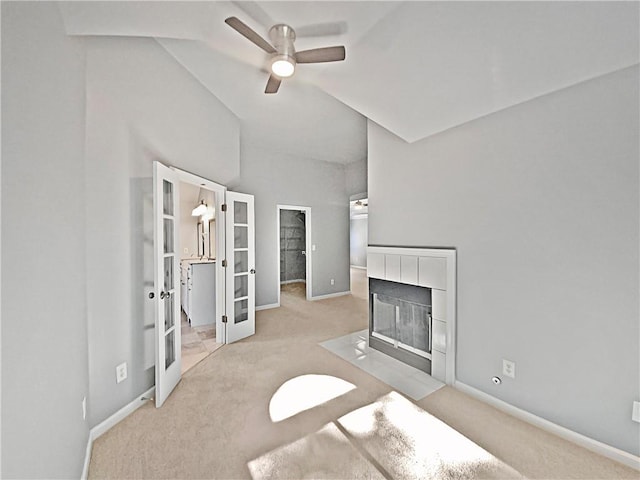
[367,246,457,385]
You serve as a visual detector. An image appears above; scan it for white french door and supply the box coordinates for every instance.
[225,191,256,343]
[153,161,181,407]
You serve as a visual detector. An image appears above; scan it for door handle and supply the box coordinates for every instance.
[148,292,155,299]
[160,291,169,299]
[250,269,256,274]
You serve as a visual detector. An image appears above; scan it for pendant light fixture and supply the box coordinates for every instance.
[191,200,207,217]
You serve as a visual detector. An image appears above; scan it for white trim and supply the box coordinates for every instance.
[310,291,351,301]
[350,265,367,270]
[256,302,279,311]
[81,387,155,480]
[91,387,155,440]
[367,246,456,258]
[454,381,640,471]
[277,205,312,303]
[81,432,91,480]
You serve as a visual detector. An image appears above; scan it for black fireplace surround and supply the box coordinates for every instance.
[369,278,432,373]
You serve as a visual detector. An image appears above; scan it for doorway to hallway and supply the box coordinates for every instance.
[349,196,368,298]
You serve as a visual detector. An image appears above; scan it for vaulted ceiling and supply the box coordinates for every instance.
[60,1,639,161]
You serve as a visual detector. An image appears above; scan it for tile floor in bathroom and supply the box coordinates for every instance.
[320,329,444,401]
[181,312,223,374]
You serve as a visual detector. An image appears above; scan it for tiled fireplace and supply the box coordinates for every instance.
[367,247,457,384]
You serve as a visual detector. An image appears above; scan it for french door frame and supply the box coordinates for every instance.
[172,168,227,343]
[276,205,312,305]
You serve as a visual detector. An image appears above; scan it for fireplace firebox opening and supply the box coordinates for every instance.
[369,278,432,373]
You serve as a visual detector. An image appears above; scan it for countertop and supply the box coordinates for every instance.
[181,258,216,265]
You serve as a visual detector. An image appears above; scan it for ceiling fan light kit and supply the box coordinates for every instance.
[225,16,346,94]
[271,56,296,78]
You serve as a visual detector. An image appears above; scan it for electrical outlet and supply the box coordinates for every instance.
[632,401,640,423]
[502,359,516,379]
[82,397,86,420]
[312,244,316,251]
[116,362,128,384]
[330,278,335,285]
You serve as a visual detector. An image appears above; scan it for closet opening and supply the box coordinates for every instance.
[277,205,312,303]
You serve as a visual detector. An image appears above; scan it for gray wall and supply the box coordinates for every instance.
[84,36,240,427]
[350,216,368,268]
[1,2,90,477]
[231,138,351,306]
[345,158,368,197]
[368,66,639,455]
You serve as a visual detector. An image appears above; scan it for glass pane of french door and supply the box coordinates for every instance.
[234,199,249,324]
[225,191,255,343]
[162,180,176,370]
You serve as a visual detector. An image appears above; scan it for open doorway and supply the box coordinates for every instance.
[350,195,368,300]
[178,181,223,374]
[277,205,312,303]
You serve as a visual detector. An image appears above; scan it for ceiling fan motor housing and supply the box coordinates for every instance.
[269,24,297,75]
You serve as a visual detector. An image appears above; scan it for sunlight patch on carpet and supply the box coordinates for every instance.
[252,390,523,479]
[338,391,524,479]
[247,422,385,480]
[269,374,356,422]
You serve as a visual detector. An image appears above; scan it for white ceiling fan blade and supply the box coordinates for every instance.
[225,16,276,54]
[295,46,346,64]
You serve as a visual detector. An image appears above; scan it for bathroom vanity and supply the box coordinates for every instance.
[181,259,216,327]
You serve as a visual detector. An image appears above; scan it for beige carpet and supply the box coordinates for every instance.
[88,289,637,479]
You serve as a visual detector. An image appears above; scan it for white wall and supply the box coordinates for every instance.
[230,138,351,306]
[368,66,639,456]
[350,216,368,268]
[84,36,240,427]
[1,3,90,477]
[179,182,200,258]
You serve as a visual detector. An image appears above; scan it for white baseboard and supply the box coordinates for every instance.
[81,386,155,479]
[81,431,92,480]
[350,265,367,270]
[310,291,351,301]
[454,381,640,471]
[256,302,279,311]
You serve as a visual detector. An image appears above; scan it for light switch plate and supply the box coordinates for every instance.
[632,401,640,423]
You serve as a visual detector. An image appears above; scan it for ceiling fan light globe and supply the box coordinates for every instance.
[271,57,295,78]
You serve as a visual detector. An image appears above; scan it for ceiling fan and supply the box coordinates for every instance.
[225,16,346,94]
